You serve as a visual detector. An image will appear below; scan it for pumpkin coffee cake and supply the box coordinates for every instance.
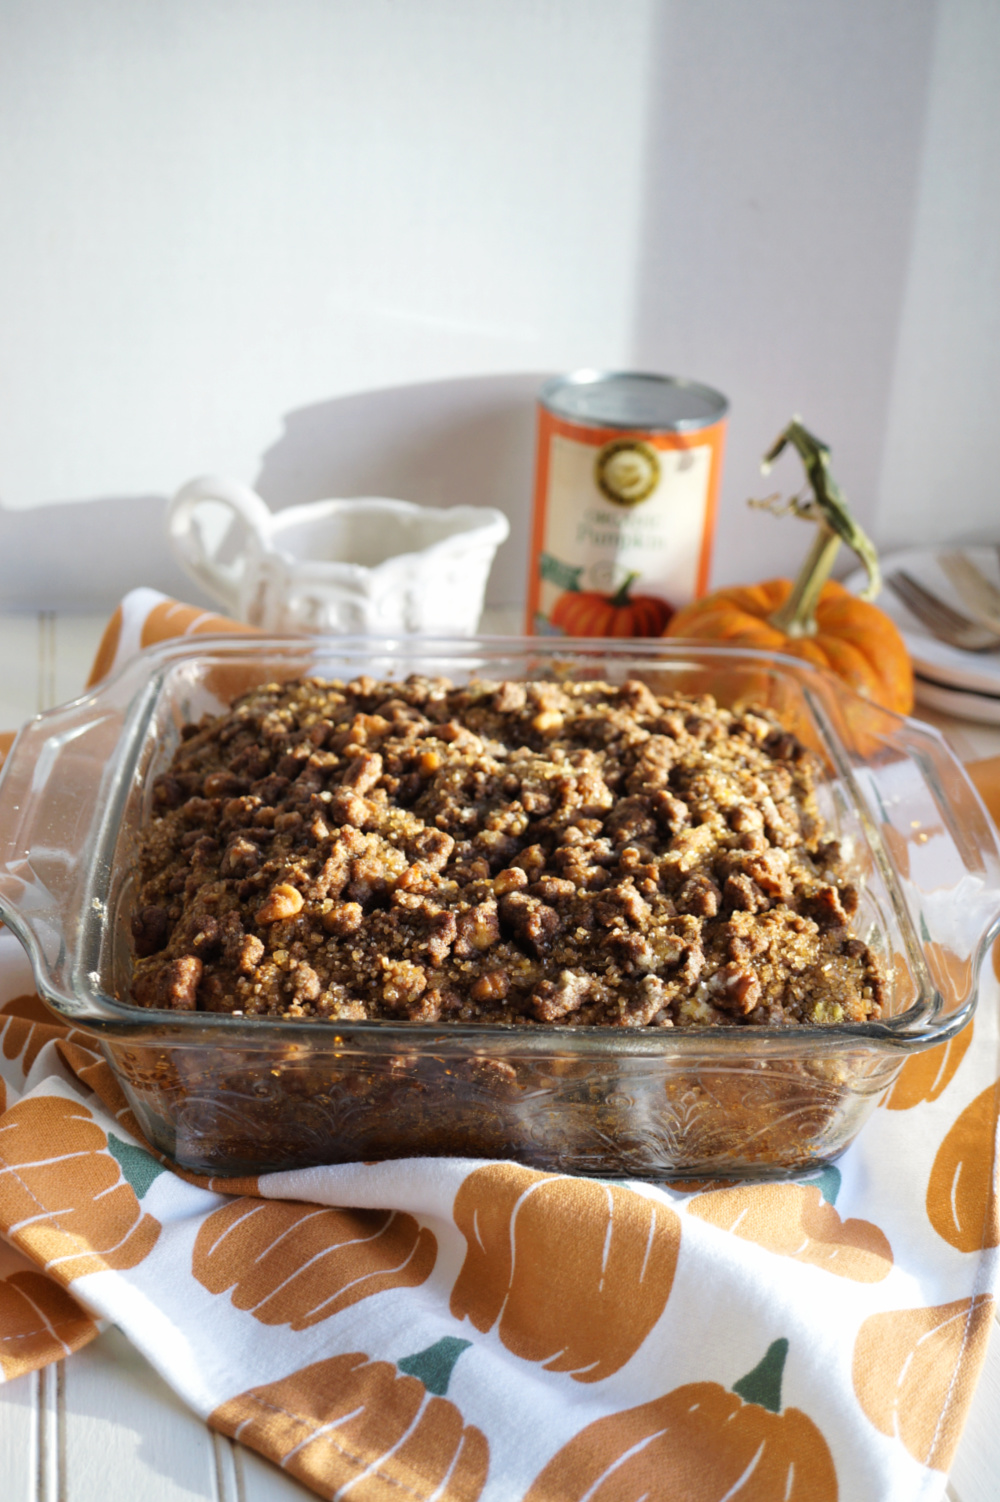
[130,675,884,1028]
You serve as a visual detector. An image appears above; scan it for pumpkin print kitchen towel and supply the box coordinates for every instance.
[0,587,998,1502]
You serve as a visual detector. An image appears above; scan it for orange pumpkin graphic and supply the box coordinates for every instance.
[211,1347,488,1501]
[0,991,52,1024]
[0,1095,160,1281]
[1,993,62,1078]
[968,755,1000,828]
[0,991,52,1027]
[86,597,254,691]
[56,1037,148,1146]
[0,1269,96,1378]
[84,602,124,686]
[137,600,264,701]
[924,941,973,1014]
[193,1197,436,1328]
[688,1181,892,1282]
[551,574,673,638]
[880,824,913,882]
[138,598,250,651]
[853,1295,994,1471]
[525,1338,837,1501]
[926,1077,1000,1250]
[883,1021,974,1110]
[450,1163,680,1382]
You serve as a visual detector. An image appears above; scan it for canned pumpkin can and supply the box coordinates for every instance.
[526,370,728,636]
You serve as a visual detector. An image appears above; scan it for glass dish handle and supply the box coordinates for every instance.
[0,695,129,989]
[854,716,1000,1032]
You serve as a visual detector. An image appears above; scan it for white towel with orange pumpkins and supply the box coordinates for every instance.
[0,588,997,1502]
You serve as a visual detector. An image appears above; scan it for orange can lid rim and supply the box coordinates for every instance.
[539,369,729,433]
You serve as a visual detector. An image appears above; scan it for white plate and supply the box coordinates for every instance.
[911,672,1000,725]
[845,546,1000,709]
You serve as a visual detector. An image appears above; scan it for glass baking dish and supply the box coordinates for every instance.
[0,635,997,1182]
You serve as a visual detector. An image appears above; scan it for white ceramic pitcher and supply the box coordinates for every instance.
[167,475,509,634]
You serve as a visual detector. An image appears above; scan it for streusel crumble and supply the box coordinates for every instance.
[131,675,883,1028]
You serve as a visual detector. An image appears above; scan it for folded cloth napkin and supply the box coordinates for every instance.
[1,588,998,1502]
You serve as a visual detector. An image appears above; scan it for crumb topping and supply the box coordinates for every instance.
[130,675,884,1029]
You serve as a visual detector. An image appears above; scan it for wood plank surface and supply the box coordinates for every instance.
[0,1363,34,1501]
[63,1330,221,1502]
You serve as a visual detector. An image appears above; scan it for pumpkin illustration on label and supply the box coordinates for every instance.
[853,1296,994,1471]
[211,1345,488,1501]
[688,1178,892,1282]
[0,1270,97,1378]
[193,1197,436,1328]
[450,1163,680,1381]
[0,1096,161,1281]
[525,1338,837,1500]
[550,573,674,638]
[926,1077,1000,1250]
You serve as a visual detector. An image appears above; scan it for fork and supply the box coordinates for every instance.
[886,570,1000,651]
[938,551,1000,633]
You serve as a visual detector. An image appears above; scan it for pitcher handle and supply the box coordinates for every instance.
[167,475,273,611]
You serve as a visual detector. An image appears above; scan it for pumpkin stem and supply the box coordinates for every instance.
[801,1165,841,1205]
[611,571,640,608]
[732,1338,789,1414]
[397,1337,472,1396]
[761,418,881,637]
[768,524,842,637]
[107,1132,166,1200]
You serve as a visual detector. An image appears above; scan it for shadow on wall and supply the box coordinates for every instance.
[253,371,548,607]
[0,372,545,613]
[0,494,214,612]
[630,0,937,588]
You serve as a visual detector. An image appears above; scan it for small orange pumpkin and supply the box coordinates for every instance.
[666,420,913,715]
[551,572,673,637]
[525,1338,837,1501]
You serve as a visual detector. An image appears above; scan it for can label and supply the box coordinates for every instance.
[527,407,726,636]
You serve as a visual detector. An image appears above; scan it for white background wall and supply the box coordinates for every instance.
[0,0,997,610]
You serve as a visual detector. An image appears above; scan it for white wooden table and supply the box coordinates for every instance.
[2,608,1000,1502]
